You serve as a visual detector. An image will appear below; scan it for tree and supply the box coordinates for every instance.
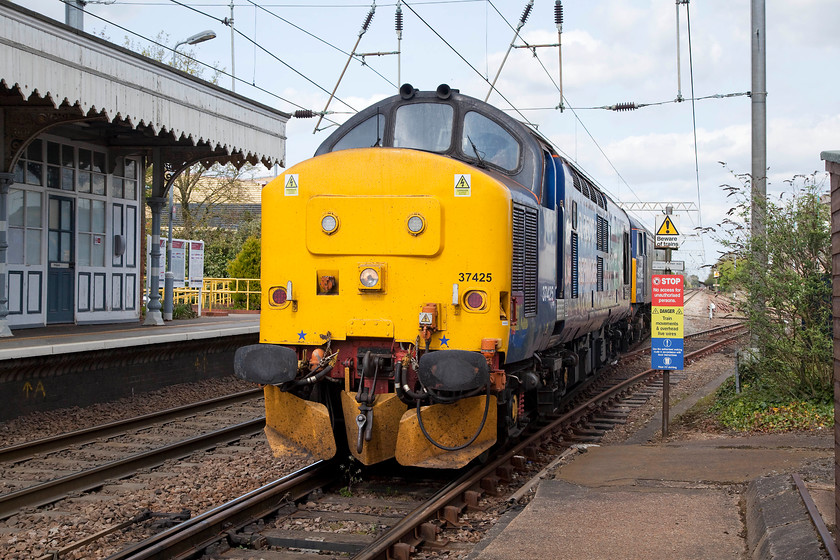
[712,169,831,399]
[129,33,260,279]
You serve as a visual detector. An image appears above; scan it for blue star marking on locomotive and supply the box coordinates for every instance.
[439,335,450,347]
[297,330,307,341]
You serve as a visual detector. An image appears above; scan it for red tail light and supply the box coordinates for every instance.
[270,287,288,306]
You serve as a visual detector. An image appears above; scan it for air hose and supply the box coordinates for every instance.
[415,383,491,451]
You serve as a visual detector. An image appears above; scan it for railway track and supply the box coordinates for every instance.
[100,331,745,560]
[0,390,264,520]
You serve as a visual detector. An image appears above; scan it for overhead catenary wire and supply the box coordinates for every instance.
[684,1,706,263]
[242,0,397,90]
[167,0,358,114]
[59,0,338,121]
[485,1,644,207]
[400,0,537,129]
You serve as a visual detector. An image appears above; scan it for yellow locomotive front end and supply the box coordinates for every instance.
[237,147,512,469]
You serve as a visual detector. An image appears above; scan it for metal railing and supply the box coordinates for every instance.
[167,277,261,312]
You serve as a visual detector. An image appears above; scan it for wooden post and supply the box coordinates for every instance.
[821,151,840,551]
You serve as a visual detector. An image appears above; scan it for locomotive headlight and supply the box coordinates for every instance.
[321,213,339,235]
[406,214,426,235]
[358,264,385,291]
[359,267,380,288]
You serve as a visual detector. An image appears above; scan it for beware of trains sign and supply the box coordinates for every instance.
[654,215,681,249]
[651,274,684,370]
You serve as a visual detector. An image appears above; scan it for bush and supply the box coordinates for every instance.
[173,302,197,320]
[711,378,832,432]
[227,236,261,310]
[711,171,832,402]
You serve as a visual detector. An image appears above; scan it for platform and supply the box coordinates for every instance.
[0,314,259,360]
[0,314,261,422]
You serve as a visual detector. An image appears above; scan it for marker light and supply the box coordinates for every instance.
[464,290,488,311]
[359,268,380,288]
[269,286,288,306]
[407,214,425,235]
[321,213,339,234]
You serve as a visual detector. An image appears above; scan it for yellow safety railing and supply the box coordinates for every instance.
[167,277,261,312]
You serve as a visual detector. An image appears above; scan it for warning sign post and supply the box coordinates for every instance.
[651,274,684,438]
[651,274,684,370]
[655,214,681,249]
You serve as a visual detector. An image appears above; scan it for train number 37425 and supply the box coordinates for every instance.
[458,272,493,282]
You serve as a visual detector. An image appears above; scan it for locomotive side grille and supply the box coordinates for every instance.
[597,256,604,292]
[512,206,525,298]
[571,231,579,298]
[512,204,539,316]
[596,215,609,252]
[524,209,538,315]
[572,171,583,192]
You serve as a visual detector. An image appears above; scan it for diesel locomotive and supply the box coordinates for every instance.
[235,84,653,469]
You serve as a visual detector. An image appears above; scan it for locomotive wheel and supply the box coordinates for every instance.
[504,389,525,438]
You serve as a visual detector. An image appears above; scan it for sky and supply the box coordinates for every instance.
[17,0,840,277]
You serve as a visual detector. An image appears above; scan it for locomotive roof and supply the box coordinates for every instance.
[314,84,543,196]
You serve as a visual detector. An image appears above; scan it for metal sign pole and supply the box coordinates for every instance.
[662,370,670,438]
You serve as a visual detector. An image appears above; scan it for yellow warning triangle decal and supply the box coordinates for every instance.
[285,176,298,189]
[656,216,679,236]
[456,176,469,189]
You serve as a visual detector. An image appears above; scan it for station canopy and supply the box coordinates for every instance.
[0,0,288,186]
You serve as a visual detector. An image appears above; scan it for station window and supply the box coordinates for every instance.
[14,139,44,187]
[78,198,106,267]
[46,141,75,191]
[7,189,42,265]
[111,157,138,200]
[78,149,107,195]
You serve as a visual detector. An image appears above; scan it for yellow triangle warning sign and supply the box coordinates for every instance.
[656,215,679,236]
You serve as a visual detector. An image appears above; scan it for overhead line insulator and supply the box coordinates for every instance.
[294,110,315,118]
[555,1,563,31]
[395,5,403,33]
[520,1,534,26]
[611,102,637,112]
[360,5,376,36]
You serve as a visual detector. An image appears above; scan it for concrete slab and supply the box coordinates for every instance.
[473,480,743,560]
[557,438,832,487]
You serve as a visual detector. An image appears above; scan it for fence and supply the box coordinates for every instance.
[168,278,261,312]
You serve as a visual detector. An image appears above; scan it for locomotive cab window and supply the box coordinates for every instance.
[332,114,386,152]
[393,103,453,152]
[461,111,520,172]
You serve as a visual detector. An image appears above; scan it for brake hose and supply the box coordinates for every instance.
[415,384,491,451]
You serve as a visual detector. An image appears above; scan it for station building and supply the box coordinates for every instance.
[0,1,288,334]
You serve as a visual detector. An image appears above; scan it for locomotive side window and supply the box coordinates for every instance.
[394,103,453,152]
[332,115,386,152]
[461,111,520,171]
